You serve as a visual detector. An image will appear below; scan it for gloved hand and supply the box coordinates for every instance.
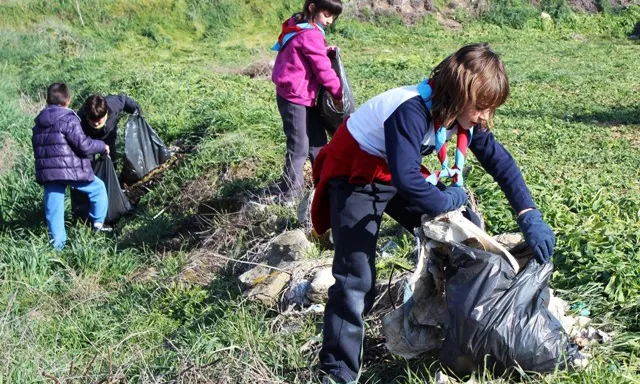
[442,186,468,212]
[135,108,143,117]
[517,209,556,264]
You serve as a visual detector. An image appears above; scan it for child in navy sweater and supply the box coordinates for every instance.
[311,43,556,383]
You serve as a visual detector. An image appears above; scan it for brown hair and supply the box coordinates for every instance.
[46,83,71,106]
[429,43,509,129]
[82,94,108,121]
[297,0,343,24]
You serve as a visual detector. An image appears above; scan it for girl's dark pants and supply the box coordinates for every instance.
[319,178,480,382]
[318,178,424,383]
[276,94,327,198]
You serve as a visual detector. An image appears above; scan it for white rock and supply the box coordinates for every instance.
[307,267,336,303]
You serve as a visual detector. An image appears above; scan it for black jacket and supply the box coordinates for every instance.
[78,94,140,140]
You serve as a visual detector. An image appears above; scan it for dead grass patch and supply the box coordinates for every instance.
[18,91,45,116]
[0,136,17,176]
[209,56,274,80]
[611,126,640,149]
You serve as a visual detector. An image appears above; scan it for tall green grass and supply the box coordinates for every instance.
[0,0,638,382]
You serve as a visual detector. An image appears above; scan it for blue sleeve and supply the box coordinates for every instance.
[63,116,106,157]
[384,97,454,217]
[469,127,536,213]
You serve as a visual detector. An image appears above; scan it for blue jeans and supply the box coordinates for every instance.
[44,178,108,250]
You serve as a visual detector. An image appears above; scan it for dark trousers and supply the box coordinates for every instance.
[276,95,327,197]
[319,178,481,382]
[319,178,424,383]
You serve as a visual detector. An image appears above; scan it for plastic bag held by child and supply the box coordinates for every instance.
[72,155,133,224]
[122,114,173,183]
[317,47,355,135]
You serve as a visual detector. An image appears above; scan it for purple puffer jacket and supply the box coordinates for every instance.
[32,105,107,185]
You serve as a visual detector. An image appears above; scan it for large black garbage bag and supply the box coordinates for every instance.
[122,114,172,183]
[71,156,133,225]
[439,243,577,377]
[317,48,356,136]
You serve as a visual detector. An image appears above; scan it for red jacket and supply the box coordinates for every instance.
[311,121,429,234]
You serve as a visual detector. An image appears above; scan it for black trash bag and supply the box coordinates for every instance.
[122,114,172,183]
[71,156,133,225]
[439,243,577,377]
[317,47,356,136]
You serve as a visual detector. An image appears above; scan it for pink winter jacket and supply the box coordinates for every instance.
[272,19,342,107]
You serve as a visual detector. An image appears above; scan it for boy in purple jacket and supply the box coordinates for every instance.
[270,0,344,203]
[32,83,111,250]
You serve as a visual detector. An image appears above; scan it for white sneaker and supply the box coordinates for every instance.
[92,223,113,233]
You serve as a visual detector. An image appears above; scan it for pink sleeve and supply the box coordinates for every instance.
[300,31,343,100]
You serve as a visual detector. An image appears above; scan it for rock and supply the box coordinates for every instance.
[266,229,312,265]
[541,11,552,20]
[243,201,269,217]
[283,258,333,307]
[238,265,274,286]
[307,267,336,303]
[243,270,291,307]
[438,15,462,31]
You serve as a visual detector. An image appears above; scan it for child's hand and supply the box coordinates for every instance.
[105,144,110,155]
[442,186,468,211]
[517,209,556,264]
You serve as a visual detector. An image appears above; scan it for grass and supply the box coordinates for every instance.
[0,0,639,382]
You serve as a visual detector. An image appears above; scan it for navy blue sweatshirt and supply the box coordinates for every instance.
[346,86,535,216]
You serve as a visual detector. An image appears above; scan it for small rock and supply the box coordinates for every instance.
[243,270,291,307]
[239,265,276,287]
[243,201,269,216]
[438,17,462,31]
[541,12,552,20]
[307,267,335,303]
[266,229,312,265]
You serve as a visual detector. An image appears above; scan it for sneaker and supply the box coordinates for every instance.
[92,223,113,233]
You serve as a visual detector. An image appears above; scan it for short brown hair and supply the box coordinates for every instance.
[82,95,108,121]
[429,43,509,129]
[46,83,71,106]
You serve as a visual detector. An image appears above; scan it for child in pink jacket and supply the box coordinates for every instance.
[270,0,344,203]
